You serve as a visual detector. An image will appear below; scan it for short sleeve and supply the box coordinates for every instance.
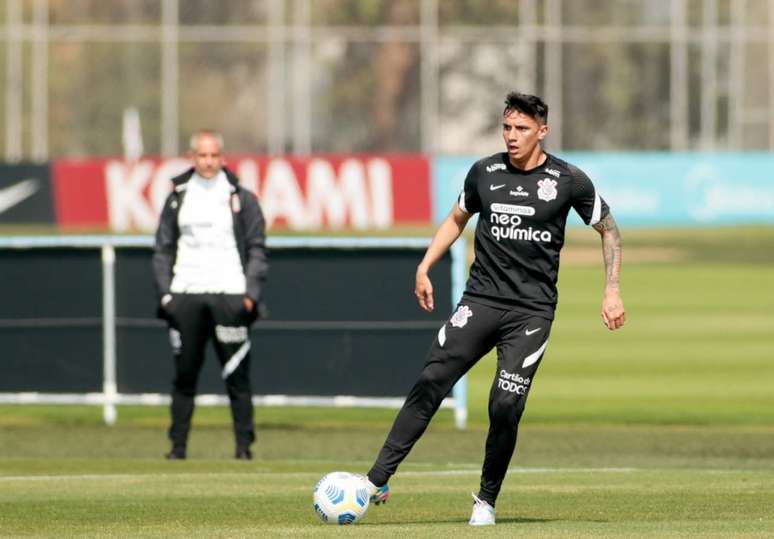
[570,165,609,226]
[457,163,482,214]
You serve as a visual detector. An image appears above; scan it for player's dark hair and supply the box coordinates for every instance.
[503,92,548,124]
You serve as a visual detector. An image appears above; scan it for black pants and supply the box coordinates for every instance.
[367,301,552,506]
[165,293,255,450]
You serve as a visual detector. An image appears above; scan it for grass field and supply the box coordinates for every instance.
[1,226,773,537]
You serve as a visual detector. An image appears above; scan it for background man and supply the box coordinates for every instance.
[364,92,625,525]
[152,130,268,460]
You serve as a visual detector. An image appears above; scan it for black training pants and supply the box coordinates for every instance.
[367,301,552,506]
[165,293,255,450]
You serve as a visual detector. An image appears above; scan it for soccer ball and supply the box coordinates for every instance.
[313,471,370,525]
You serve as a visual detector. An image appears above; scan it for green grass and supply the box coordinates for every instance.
[1,226,773,537]
[2,464,772,538]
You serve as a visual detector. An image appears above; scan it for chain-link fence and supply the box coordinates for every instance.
[2,0,773,160]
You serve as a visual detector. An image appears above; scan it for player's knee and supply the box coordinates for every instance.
[173,374,198,394]
[416,368,451,400]
[225,379,252,396]
[405,370,449,418]
[173,383,196,396]
[489,395,526,428]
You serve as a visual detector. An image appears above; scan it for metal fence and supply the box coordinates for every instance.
[0,235,469,427]
[2,0,773,160]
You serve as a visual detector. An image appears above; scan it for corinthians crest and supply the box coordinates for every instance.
[450,305,473,328]
[537,178,558,202]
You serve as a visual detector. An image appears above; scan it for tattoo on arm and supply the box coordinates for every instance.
[592,213,622,292]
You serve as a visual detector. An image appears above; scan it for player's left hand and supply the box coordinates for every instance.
[601,291,625,330]
[243,296,255,313]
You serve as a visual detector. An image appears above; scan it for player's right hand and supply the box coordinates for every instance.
[415,271,434,312]
[601,291,625,330]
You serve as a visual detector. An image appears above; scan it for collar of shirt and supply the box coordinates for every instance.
[190,169,226,188]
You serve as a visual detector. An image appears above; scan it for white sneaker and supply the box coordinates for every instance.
[469,493,495,526]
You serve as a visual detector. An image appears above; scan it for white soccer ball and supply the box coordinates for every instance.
[313,471,370,525]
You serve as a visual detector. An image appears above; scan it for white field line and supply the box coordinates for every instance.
[403,467,637,476]
[0,467,637,483]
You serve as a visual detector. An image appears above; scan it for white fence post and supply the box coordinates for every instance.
[101,244,118,425]
[451,239,468,430]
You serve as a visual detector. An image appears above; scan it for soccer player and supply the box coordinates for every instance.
[363,92,625,525]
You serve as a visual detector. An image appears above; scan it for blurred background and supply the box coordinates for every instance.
[3,0,774,158]
[0,0,771,233]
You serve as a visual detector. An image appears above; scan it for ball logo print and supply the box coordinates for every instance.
[537,178,558,201]
[313,472,369,525]
[324,484,345,505]
[450,305,473,328]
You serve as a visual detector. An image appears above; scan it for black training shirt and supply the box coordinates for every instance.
[458,152,609,320]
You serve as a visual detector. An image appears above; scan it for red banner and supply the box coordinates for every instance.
[51,155,432,231]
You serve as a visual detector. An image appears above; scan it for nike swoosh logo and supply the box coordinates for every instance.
[0,178,39,214]
[525,328,541,335]
[490,184,505,191]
